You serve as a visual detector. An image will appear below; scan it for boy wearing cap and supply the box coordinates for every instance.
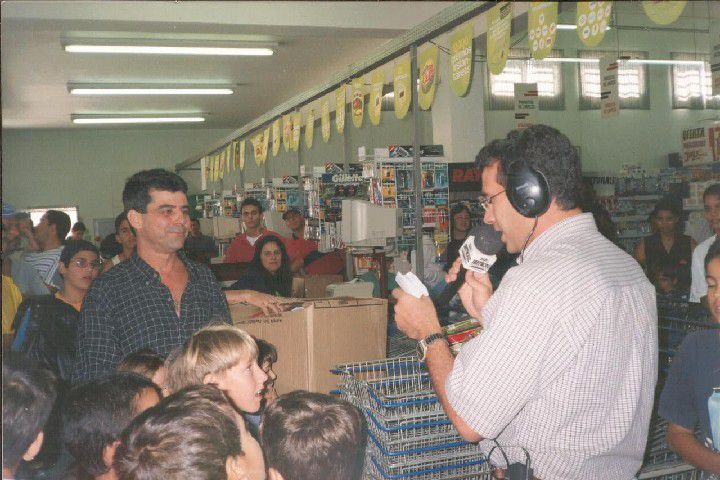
[282,208,318,273]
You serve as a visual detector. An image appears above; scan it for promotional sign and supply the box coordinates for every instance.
[233,140,242,169]
[282,115,292,152]
[712,21,720,96]
[487,1,512,75]
[335,85,346,133]
[577,1,612,47]
[528,2,558,60]
[292,112,301,152]
[449,163,482,192]
[305,108,314,149]
[210,155,217,182]
[201,157,207,191]
[514,83,538,130]
[393,58,411,119]
[320,98,330,143]
[418,45,439,110]
[239,140,246,171]
[369,70,384,126]
[218,149,225,179]
[262,127,270,163]
[682,126,720,166]
[641,1,687,25]
[450,23,473,96]
[600,54,619,118]
[226,144,233,172]
[252,132,265,166]
[272,119,281,156]
[351,78,364,128]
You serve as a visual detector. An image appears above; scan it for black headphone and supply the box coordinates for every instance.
[505,161,551,218]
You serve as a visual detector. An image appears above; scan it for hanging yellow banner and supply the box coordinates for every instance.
[487,1,512,75]
[211,155,218,182]
[642,1,686,25]
[228,143,235,172]
[369,70,384,126]
[305,109,314,149]
[394,58,411,119]
[272,119,281,156]
[262,127,270,163]
[225,145,232,174]
[201,157,208,187]
[282,115,292,152]
[253,130,269,166]
[291,112,301,152]
[351,78,364,128]
[450,23,473,96]
[320,98,330,143]
[418,45,439,110]
[528,2,558,60]
[239,140,245,171]
[577,1,611,47]
[218,150,225,180]
[335,85,345,134]
[233,141,240,169]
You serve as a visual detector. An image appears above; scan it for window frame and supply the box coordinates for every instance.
[577,50,650,110]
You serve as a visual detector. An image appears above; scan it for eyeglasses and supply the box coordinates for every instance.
[71,258,101,269]
[479,190,506,210]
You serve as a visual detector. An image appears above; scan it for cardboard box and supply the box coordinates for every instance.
[291,274,344,298]
[231,297,387,394]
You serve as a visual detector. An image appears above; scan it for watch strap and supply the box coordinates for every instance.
[417,332,447,361]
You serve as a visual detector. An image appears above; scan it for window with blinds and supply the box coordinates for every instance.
[671,53,720,109]
[487,49,565,110]
[578,50,649,110]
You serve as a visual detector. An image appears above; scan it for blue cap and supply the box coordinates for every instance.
[2,204,17,218]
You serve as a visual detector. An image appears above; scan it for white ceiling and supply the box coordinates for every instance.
[1,1,453,129]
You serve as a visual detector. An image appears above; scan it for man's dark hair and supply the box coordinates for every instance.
[114,385,242,480]
[71,222,86,233]
[62,373,161,477]
[256,338,278,366]
[240,197,263,214]
[651,196,682,219]
[261,391,367,480]
[59,239,99,267]
[122,169,188,213]
[475,125,581,210]
[2,353,57,469]
[45,210,72,243]
[705,237,720,270]
[703,183,720,202]
[117,349,166,380]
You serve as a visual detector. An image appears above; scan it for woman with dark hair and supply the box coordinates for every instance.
[444,203,471,272]
[635,197,696,294]
[230,235,293,297]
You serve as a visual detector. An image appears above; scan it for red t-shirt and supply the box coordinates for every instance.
[224,229,281,263]
[284,235,318,264]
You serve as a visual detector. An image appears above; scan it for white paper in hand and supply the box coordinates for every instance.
[395,271,430,299]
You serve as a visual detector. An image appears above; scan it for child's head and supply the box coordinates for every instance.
[2,354,57,475]
[114,385,246,480]
[165,324,268,414]
[117,349,168,396]
[653,261,679,294]
[261,391,367,480]
[62,373,161,479]
[256,338,278,403]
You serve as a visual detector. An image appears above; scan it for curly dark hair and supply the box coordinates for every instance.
[252,235,293,297]
[475,125,582,210]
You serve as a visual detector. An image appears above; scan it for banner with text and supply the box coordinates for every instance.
[514,83,538,130]
[600,54,619,118]
[351,78,364,128]
[369,70,384,126]
[418,45,439,110]
[335,85,346,133]
[487,1,512,75]
[272,119,280,156]
[641,1,687,25]
[305,109,314,149]
[577,1,612,47]
[394,58,411,119]
[321,98,330,143]
[450,23,473,96]
[528,2,558,60]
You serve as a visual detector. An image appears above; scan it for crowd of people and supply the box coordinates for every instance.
[2,125,719,480]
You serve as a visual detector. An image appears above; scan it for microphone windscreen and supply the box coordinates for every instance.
[469,223,504,256]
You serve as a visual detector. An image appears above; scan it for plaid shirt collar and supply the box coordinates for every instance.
[128,250,200,283]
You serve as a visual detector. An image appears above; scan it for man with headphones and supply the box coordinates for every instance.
[394,125,658,480]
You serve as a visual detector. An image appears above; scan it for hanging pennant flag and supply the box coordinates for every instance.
[282,115,292,152]
[577,1,611,47]
[418,45,439,110]
[369,70,384,126]
[320,98,331,143]
[712,22,720,96]
[528,2,558,60]
[450,23,473,96]
[201,157,208,191]
[225,145,231,174]
[292,112,301,152]
[272,119,281,156]
[305,109,315,148]
[487,2,512,75]
[642,1,687,25]
[335,85,346,133]
[239,140,246,171]
[262,127,270,163]
[252,132,263,166]
[514,83,539,130]
[229,143,235,172]
[218,150,225,180]
[351,78,364,128]
[394,58,411,119]
[600,54,619,118]
[233,140,241,169]
[211,155,217,182]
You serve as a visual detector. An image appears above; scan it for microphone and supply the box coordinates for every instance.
[434,223,504,306]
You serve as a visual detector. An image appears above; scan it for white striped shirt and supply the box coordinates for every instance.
[25,246,63,289]
[446,213,658,480]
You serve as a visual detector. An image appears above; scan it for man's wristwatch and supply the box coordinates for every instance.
[417,333,447,361]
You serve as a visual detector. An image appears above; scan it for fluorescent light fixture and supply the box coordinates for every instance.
[69,86,233,95]
[72,116,205,125]
[556,23,611,31]
[64,44,273,56]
